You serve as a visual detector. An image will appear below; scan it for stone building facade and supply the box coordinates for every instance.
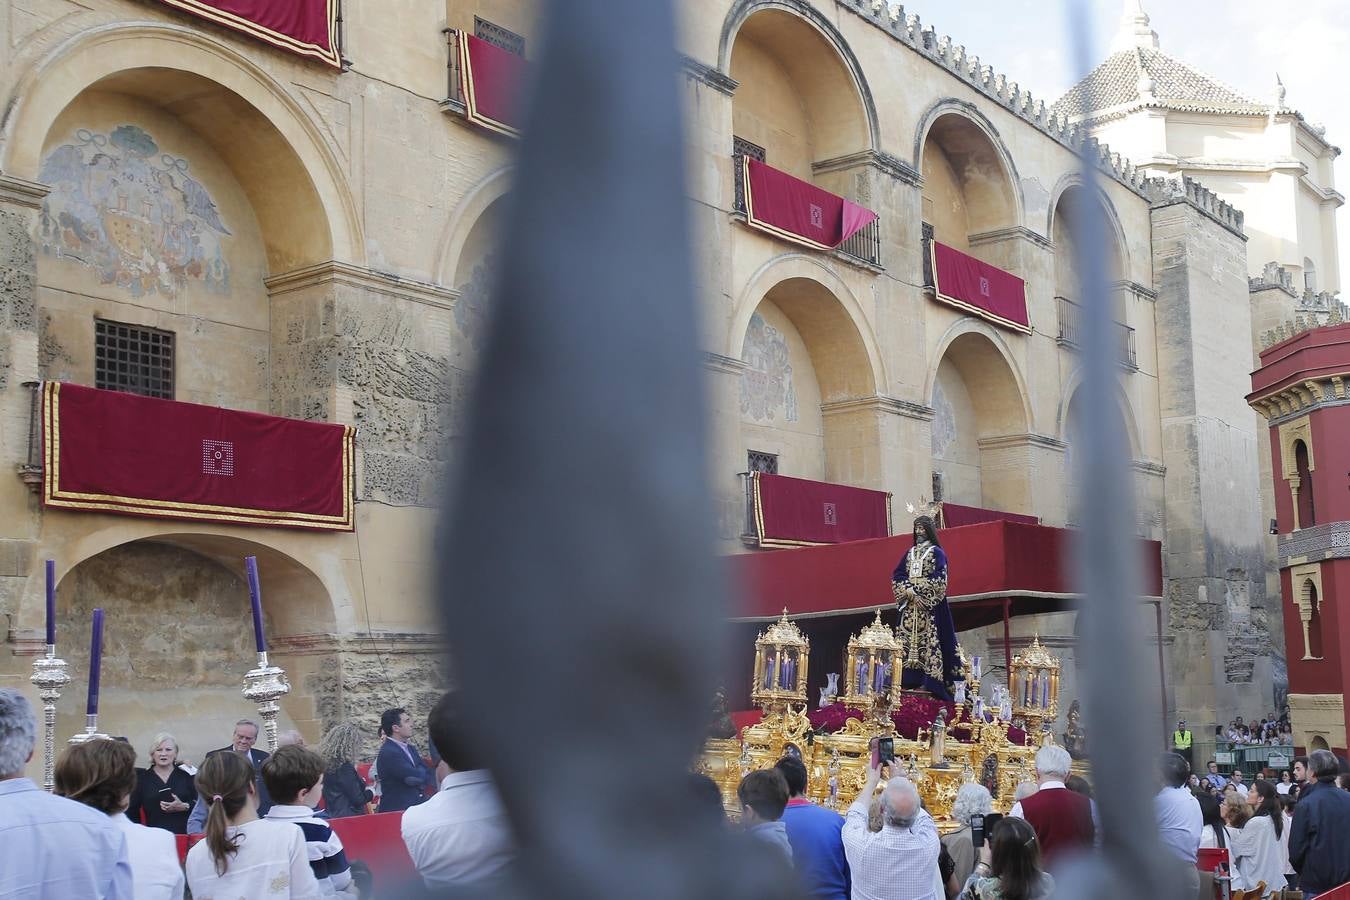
[0,0,1328,770]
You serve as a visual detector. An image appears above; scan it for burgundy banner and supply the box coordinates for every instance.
[941,502,1039,529]
[753,472,890,547]
[43,382,354,531]
[458,33,527,137]
[148,0,340,67]
[743,158,878,251]
[931,241,1030,333]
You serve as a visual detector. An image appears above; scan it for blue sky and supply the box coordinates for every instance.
[897,0,1349,286]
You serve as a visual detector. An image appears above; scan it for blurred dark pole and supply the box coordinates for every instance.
[1055,1,1182,897]
[438,0,797,898]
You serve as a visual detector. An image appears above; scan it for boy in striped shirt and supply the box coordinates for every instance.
[263,745,356,896]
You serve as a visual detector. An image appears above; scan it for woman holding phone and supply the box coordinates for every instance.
[957,817,1054,900]
[126,732,197,833]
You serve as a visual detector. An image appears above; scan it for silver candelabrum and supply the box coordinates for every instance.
[29,645,70,791]
[68,713,112,745]
[242,651,291,752]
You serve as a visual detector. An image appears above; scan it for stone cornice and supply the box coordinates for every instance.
[812,150,922,187]
[821,395,934,421]
[976,432,1067,451]
[1114,279,1158,303]
[681,55,738,96]
[269,631,445,656]
[0,174,50,209]
[1286,692,1346,709]
[265,261,459,310]
[1248,371,1350,423]
[702,352,749,375]
[969,226,1053,251]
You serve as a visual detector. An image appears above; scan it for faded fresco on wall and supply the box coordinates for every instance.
[931,377,956,459]
[38,125,232,298]
[740,312,798,423]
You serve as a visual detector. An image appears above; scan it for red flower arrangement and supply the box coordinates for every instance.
[808,696,1028,745]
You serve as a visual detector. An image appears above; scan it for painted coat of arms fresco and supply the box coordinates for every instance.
[740,312,798,422]
[38,125,231,298]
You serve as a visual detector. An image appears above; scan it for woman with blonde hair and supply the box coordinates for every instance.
[318,721,373,818]
[56,739,185,900]
[125,732,196,833]
[184,749,319,898]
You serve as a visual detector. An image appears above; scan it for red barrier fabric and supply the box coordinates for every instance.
[941,503,1039,528]
[743,158,878,251]
[458,33,527,137]
[931,241,1030,333]
[752,473,890,547]
[329,811,418,886]
[42,382,355,531]
[149,0,339,67]
[729,520,1164,619]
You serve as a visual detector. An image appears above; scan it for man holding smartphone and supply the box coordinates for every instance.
[841,739,940,899]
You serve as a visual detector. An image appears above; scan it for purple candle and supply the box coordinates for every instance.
[45,559,56,646]
[245,556,266,653]
[86,608,103,716]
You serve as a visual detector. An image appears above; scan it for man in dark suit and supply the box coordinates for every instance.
[376,707,434,813]
[187,719,273,832]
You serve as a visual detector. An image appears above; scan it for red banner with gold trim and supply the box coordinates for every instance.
[931,241,1030,333]
[147,0,340,68]
[458,33,527,137]
[752,472,890,547]
[743,158,878,251]
[42,382,355,531]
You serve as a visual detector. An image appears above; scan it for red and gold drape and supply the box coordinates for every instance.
[147,0,341,67]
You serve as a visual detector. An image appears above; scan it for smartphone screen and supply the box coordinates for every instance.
[981,813,1003,846]
[971,813,985,848]
[878,737,895,764]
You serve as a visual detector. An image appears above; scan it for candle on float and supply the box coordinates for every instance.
[972,656,981,680]
[45,559,56,646]
[244,556,266,653]
[86,608,104,716]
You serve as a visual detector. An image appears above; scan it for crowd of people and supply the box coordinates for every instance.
[1219,714,1295,747]
[5,682,1350,899]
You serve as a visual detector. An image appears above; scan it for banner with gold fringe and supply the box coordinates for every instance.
[742,157,878,251]
[42,382,355,531]
[458,32,527,137]
[146,0,341,68]
[752,472,890,547]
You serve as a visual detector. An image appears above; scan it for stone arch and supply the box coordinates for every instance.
[1057,371,1142,459]
[1047,174,1131,281]
[926,318,1033,431]
[729,254,885,395]
[720,0,878,168]
[927,320,1033,512]
[1309,735,1330,751]
[730,255,885,485]
[435,165,513,288]
[1,21,362,269]
[34,528,340,760]
[914,100,1023,240]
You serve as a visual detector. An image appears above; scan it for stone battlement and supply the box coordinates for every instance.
[836,0,1155,197]
[1143,175,1245,236]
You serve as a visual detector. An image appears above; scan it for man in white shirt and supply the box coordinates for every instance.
[1155,753,1203,898]
[401,693,514,888]
[841,748,938,900]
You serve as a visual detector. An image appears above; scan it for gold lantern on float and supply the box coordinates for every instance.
[751,609,810,717]
[841,610,901,713]
[1010,634,1060,738]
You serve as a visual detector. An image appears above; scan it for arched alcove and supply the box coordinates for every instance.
[918,108,1021,252]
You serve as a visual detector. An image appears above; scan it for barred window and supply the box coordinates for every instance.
[748,450,778,475]
[475,17,526,56]
[732,136,766,163]
[94,320,174,399]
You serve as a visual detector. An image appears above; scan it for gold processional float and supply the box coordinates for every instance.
[700,610,1083,831]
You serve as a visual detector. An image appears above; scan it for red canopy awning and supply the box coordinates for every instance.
[742,158,878,251]
[931,241,1030,334]
[727,520,1162,623]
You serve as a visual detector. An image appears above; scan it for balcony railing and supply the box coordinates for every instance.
[1056,296,1138,370]
[733,152,881,268]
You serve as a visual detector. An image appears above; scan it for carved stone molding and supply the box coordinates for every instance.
[812,150,922,187]
[821,395,933,422]
[976,432,1067,452]
[1131,459,1167,477]
[968,225,1054,251]
[680,55,738,96]
[1278,522,1350,567]
[0,174,50,209]
[265,261,460,310]
[702,352,749,376]
[269,631,444,657]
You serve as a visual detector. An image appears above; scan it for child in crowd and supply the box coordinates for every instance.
[262,745,357,897]
[185,750,320,898]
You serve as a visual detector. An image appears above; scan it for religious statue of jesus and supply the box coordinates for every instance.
[892,515,960,700]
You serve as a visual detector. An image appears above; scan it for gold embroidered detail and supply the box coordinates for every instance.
[895,543,948,683]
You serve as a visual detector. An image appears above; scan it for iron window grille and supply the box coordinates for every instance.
[747,450,779,475]
[474,17,526,55]
[731,136,767,215]
[94,320,174,400]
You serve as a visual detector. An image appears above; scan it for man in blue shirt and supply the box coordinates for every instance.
[1203,759,1229,792]
[0,688,132,899]
[376,706,436,813]
[775,755,849,900]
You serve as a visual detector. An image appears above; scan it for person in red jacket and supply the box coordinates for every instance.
[1008,745,1096,866]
